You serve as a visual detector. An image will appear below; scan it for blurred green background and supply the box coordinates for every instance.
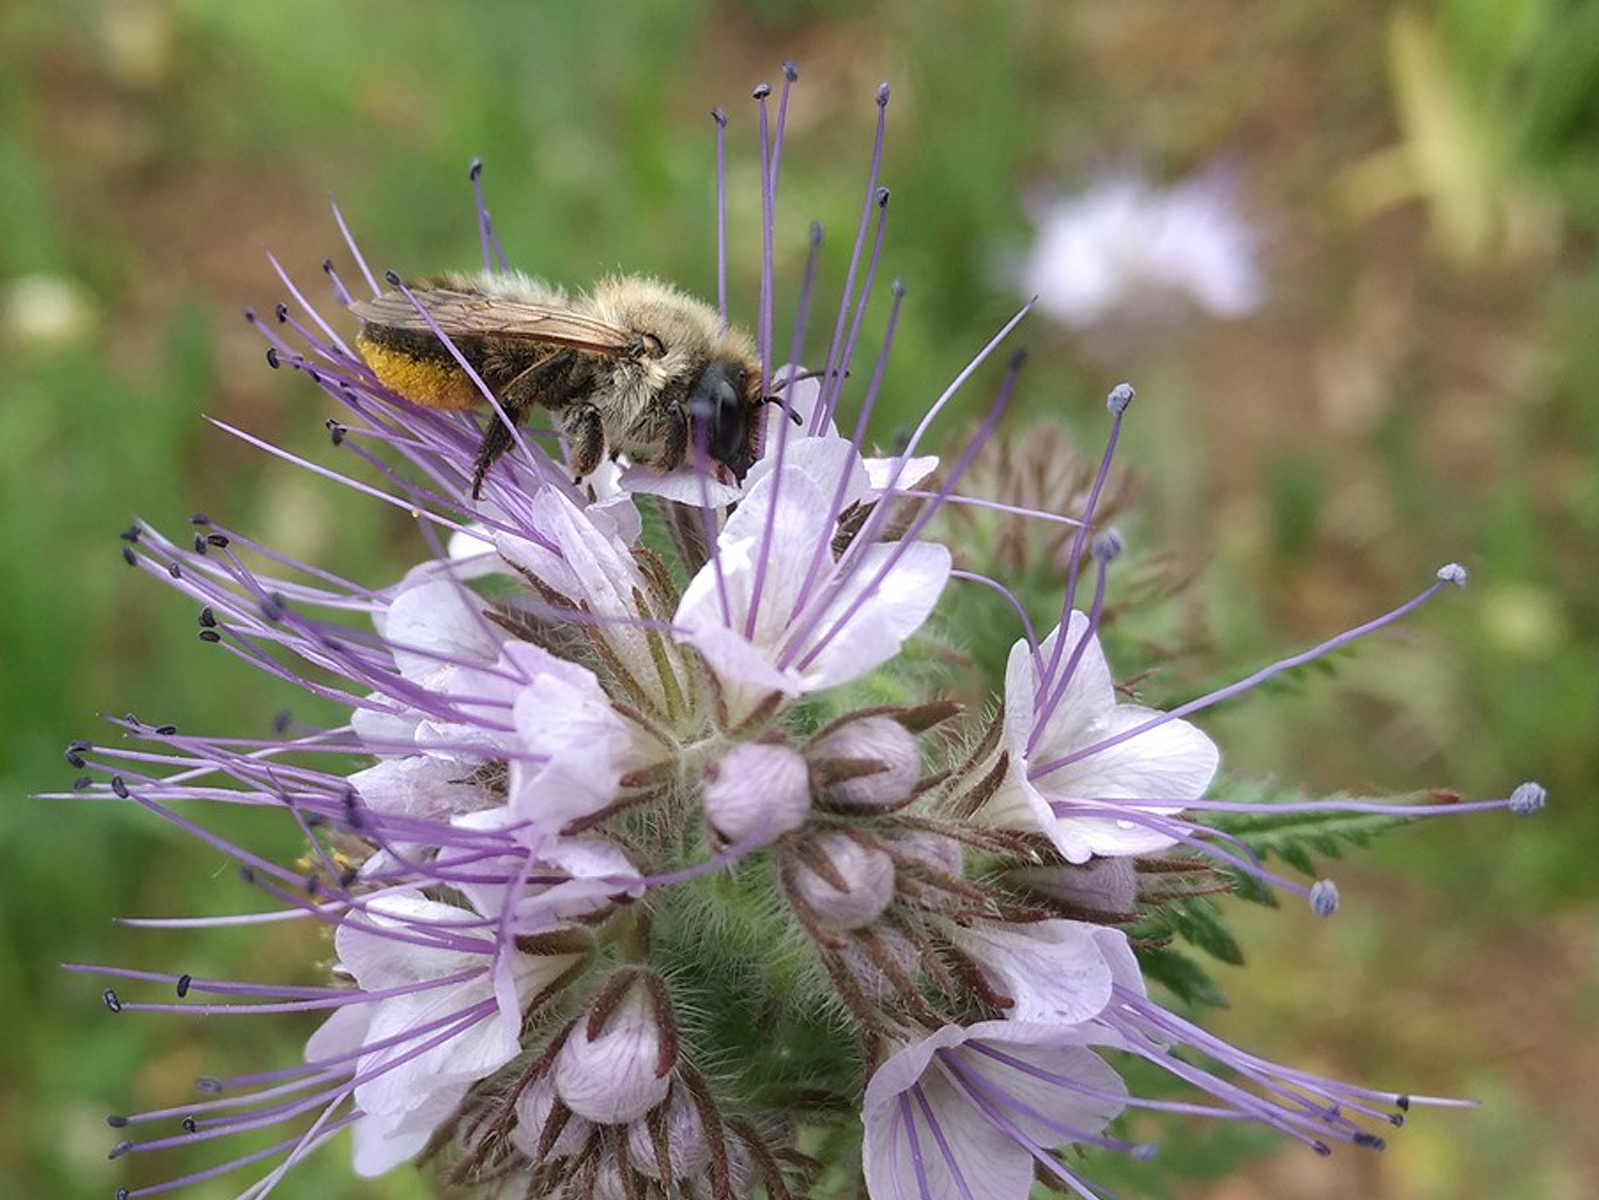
[3,1,1596,1197]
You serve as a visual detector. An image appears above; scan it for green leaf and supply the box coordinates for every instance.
[1136,946,1229,1011]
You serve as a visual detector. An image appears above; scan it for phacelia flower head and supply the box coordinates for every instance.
[63,66,1545,1200]
[1020,167,1267,330]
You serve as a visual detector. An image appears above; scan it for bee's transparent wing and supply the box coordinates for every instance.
[348,289,635,356]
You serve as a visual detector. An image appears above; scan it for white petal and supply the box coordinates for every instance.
[348,755,492,821]
[334,893,486,991]
[949,920,1115,1024]
[351,698,423,752]
[863,1075,1031,1200]
[350,1086,465,1177]
[354,985,515,1122]
[674,619,802,696]
[1007,614,1116,764]
[945,1023,1127,1151]
[507,646,630,833]
[795,540,951,691]
[618,462,742,506]
[1050,702,1219,803]
[381,579,501,684]
[740,436,871,512]
[864,453,940,496]
[305,1003,369,1065]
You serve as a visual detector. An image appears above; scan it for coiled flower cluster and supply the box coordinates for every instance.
[67,68,1545,1200]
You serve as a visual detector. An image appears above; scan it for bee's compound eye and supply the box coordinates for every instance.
[687,362,753,478]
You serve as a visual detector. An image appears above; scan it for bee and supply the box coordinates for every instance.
[349,271,770,497]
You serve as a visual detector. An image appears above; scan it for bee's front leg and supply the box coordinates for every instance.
[657,404,688,471]
[562,402,606,480]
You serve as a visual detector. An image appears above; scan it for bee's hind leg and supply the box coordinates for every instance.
[470,408,523,499]
[469,349,582,499]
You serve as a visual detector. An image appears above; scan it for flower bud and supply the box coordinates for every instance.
[809,716,921,811]
[791,831,896,930]
[890,830,964,877]
[510,1077,591,1161]
[554,980,673,1124]
[1009,857,1137,916]
[703,742,811,842]
[626,1085,710,1180]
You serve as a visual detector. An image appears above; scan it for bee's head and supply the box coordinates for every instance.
[686,359,758,481]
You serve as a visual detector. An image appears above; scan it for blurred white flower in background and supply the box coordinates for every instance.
[1020,170,1266,330]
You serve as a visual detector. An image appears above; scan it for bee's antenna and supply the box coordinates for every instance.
[761,396,804,426]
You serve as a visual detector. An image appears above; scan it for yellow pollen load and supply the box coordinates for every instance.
[356,333,483,410]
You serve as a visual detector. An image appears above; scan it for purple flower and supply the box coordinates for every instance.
[64,65,1545,1200]
[863,1021,1129,1200]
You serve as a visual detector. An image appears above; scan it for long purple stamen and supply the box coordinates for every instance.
[1031,566,1469,781]
[814,82,891,433]
[1033,384,1131,711]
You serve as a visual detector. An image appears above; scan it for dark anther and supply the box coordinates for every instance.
[166,563,181,580]
[307,368,321,384]
[1312,1141,1332,1157]
[239,866,256,884]
[74,776,93,791]
[181,1116,198,1133]
[876,186,890,207]
[243,307,257,323]
[155,724,177,736]
[119,526,140,543]
[206,532,229,548]
[1007,347,1031,373]
[110,777,129,799]
[304,812,325,828]
[384,269,402,286]
[876,82,891,106]
[265,347,280,369]
[121,546,137,568]
[108,1141,132,1160]
[65,743,88,768]
[1354,1132,1387,1151]
[305,874,321,897]
[272,709,292,734]
[198,629,221,643]
[103,989,123,1013]
[710,106,727,127]
[326,419,346,445]
[193,534,208,555]
[176,974,192,998]
[1389,1111,1406,1127]
[321,258,334,274]
[199,608,217,628]
[752,82,772,99]
[809,221,824,247]
[339,865,359,888]
[782,61,799,80]
[105,1115,128,1128]
[190,513,210,526]
[195,1076,223,1094]
[1395,1095,1411,1111]
[117,1188,130,1199]
[274,303,289,323]
[469,158,484,180]
[891,278,906,299]
[259,594,286,622]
